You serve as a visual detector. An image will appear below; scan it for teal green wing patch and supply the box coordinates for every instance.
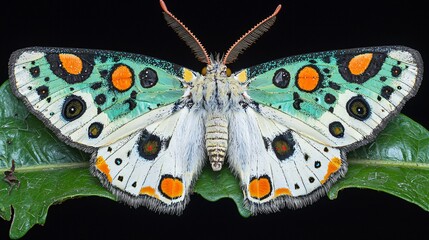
[9,47,198,151]
[239,46,423,149]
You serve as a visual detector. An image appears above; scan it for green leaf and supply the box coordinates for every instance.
[1,79,428,238]
[0,82,117,239]
[194,167,251,217]
[329,114,429,211]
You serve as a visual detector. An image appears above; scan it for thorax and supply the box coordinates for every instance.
[190,62,246,112]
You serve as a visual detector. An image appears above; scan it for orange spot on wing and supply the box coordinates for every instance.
[140,186,159,199]
[111,65,133,91]
[59,53,83,75]
[159,176,184,200]
[275,187,291,197]
[95,156,112,182]
[321,157,342,184]
[248,176,272,200]
[348,53,373,75]
[296,66,320,92]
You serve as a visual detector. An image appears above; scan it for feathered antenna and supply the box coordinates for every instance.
[223,4,282,65]
[160,0,211,64]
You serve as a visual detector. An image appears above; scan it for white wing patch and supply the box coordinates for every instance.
[228,107,346,212]
[91,107,206,213]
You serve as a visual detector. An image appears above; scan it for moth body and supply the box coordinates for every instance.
[192,60,246,171]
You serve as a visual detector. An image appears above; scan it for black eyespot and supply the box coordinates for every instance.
[139,68,158,88]
[62,95,86,121]
[271,131,295,161]
[88,122,103,138]
[324,93,336,104]
[381,86,394,100]
[272,68,290,88]
[95,94,106,105]
[36,85,49,100]
[30,66,40,78]
[115,158,122,165]
[314,161,321,168]
[391,66,402,77]
[346,96,371,121]
[329,121,345,138]
[137,130,161,160]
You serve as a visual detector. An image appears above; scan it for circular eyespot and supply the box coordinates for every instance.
[62,95,86,121]
[346,96,370,121]
[88,122,103,138]
[139,68,158,88]
[329,121,345,138]
[137,130,162,160]
[272,68,290,88]
[391,66,402,77]
[271,131,295,161]
[115,158,122,165]
[226,68,232,77]
[201,66,207,76]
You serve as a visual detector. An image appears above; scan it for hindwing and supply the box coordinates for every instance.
[228,107,347,212]
[91,106,206,213]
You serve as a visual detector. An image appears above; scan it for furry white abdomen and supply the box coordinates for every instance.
[205,112,228,171]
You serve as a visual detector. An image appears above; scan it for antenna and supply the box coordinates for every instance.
[223,5,282,64]
[160,0,211,64]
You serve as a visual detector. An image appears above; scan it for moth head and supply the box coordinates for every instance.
[202,61,232,78]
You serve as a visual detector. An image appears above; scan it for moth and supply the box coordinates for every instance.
[8,0,423,214]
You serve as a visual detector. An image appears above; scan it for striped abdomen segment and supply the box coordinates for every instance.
[205,113,228,171]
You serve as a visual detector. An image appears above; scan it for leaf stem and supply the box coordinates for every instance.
[0,162,90,172]
[349,159,429,170]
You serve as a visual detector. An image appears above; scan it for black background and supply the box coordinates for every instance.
[1,0,428,239]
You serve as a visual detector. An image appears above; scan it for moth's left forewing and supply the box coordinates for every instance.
[9,47,199,150]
